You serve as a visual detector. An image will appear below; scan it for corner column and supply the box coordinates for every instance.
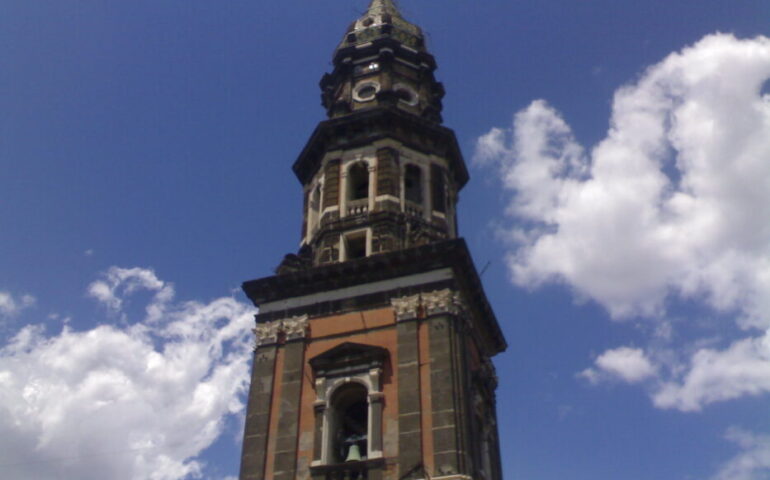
[239,320,282,480]
[425,289,467,478]
[270,316,309,480]
[392,294,423,479]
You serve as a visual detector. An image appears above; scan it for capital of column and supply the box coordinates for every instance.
[390,293,421,321]
[422,288,463,316]
[253,314,310,349]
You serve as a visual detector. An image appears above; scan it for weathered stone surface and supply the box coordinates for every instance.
[239,346,278,480]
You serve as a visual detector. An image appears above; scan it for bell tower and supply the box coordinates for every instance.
[239,2,507,479]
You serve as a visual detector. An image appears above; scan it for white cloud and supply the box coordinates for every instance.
[714,428,770,480]
[580,346,657,384]
[475,33,770,411]
[474,33,770,323]
[0,291,36,321]
[88,266,175,322]
[653,331,770,412]
[0,267,254,480]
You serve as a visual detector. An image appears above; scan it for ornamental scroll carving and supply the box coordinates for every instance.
[390,288,464,321]
[252,314,309,349]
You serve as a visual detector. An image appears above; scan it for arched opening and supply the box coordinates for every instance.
[347,163,370,202]
[330,383,369,464]
[431,164,447,213]
[404,164,423,204]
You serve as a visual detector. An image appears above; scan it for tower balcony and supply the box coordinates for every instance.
[346,199,370,217]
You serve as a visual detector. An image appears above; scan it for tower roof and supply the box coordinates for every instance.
[337,0,425,53]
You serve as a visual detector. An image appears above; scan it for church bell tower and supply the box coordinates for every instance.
[239,2,507,479]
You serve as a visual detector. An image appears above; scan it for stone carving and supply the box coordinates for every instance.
[390,294,421,321]
[253,320,282,348]
[391,289,465,321]
[422,288,463,316]
[283,314,310,340]
[253,314,310,349]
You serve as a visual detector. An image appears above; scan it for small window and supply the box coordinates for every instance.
[345,233,367,260]
[431,164,447,213]
[404,165,423,204]
[348,163,370,201]
[330,383,369,463]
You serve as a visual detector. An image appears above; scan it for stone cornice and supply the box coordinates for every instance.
[292,107,468,188]
[244,239,506,355]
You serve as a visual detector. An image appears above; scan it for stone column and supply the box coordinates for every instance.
[424,289,466,477]
[239,319,283,480]
[391,294,423,479]
[270,315,309,480]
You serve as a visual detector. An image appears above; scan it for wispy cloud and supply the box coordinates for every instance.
[0,291,36,322]
[713,428,770,480]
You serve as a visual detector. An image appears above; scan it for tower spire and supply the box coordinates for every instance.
[366,0,400,17]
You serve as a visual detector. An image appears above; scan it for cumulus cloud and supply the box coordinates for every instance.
[713,428,770,480]
[0,267,254,480]
[475,33,770,411]
[474,33,770,323]
[580,347,657,384]
[0,291,36,322]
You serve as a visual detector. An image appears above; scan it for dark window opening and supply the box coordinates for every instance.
[397,89,413,103]
[431,164,446,213]
[346,234,367,260]
[404,165,422,204]
[331,383,369,464]
[348,163,370,201]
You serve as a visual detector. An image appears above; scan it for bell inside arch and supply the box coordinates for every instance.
[345,443,362,462]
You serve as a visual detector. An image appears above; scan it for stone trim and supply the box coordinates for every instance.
[391,293,421,321]
[253,315,309,349]
[390,288,464,322]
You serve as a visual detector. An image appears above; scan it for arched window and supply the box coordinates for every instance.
[431,164,446,213]
[404,164,423,204]
[347,163,370,201]
[309,342,387,472]
[330,383,369,463]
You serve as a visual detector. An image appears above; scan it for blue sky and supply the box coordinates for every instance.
[2,1,770,479]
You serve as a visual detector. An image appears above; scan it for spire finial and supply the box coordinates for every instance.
[367,0,401,17]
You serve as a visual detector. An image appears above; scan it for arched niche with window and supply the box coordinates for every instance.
[404,164,423,206]
[309,343,388,469]
[347,162,370,202]
[431,163,447,214]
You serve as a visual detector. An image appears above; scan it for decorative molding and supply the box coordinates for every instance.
[253,314,309,349]
[422,288,462,316]
[391,289,464,322]
[253,320,282,348]
[283,314,310,341]
[390,293,421,321]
